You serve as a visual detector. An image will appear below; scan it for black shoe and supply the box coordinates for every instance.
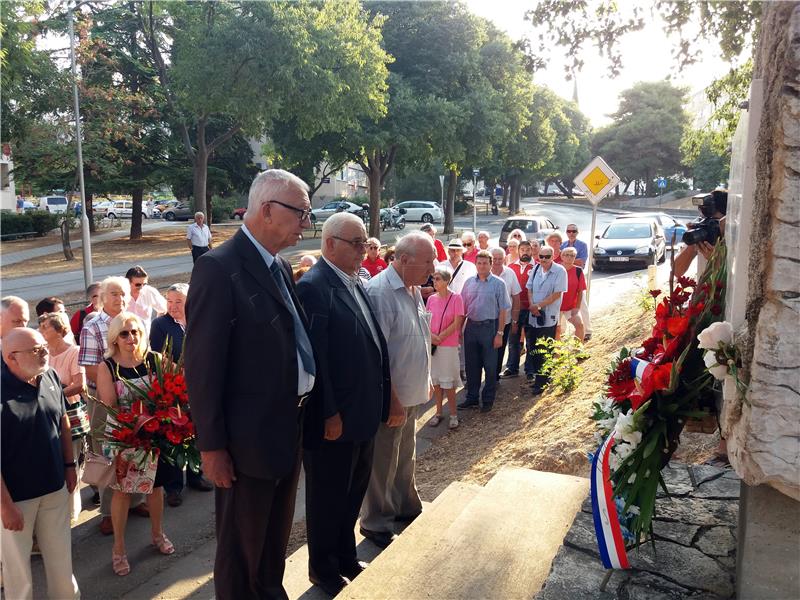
[480,403,493,413]
[309,573,348,597]
[531,387,544,397]
[187,477,214,492]
[583,333,592,342]
[340,560,368,581]
[359,527,396,549]
[394,513,421,524]
[501,369,519,378]
[525,373,535,383]
[91,490,101,505]
[166,492,183,507]
[458,399,479,410]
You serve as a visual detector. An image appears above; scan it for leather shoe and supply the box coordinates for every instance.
[99,516,113,535]
[480,403,493,413]
[130,502,150,518]
[187,477,214,492]
[394,513,420,524]
[531,386,544,397]
[458,399,479,410]
[359,527,396,549]
[166,492,183,507]
[340,560,368,581]
[309,574,348,597]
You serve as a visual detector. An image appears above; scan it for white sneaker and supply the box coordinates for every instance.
[449,415,459,429]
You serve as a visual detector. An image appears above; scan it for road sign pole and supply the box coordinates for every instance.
[472,175,477,232]
[439,175,445,208]
[585,204,598,301]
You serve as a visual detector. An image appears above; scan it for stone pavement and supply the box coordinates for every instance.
[537,462,740,599]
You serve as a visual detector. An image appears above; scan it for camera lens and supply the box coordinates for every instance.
[682,228,708,245]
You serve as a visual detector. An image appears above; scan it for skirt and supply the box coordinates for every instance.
[431,345,462,390]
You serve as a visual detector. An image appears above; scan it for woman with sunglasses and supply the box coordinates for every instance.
[38,312,87,522]
[96,312,175,576]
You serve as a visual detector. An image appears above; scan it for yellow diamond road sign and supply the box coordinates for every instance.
[583,167,610,195]
[573,156,620,205]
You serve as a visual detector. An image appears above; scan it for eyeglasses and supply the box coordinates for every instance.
[539,255,553,260]
[118,329,141,339]
[267,200,312,223]
[133,283,146,288]
[367,245,380,250]
[11,344,49,357]
[332,236,369,250]
[566,229,578,233]
[463,242,474,247]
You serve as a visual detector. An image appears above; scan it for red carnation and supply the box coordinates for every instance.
[116,411,135,424]
[165,429,183,445]
[143,418,160,433]
[649,289,661,298]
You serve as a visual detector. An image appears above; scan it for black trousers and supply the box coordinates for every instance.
[214,452,302,600]
[304,438,375,581]
[191,245,210,263]
[525,325,557,388]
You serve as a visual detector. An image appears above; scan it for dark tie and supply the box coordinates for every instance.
[269,260,316,377]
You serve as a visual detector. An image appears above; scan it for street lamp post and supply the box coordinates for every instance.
[69,7,93,287]
[472,168,479,233]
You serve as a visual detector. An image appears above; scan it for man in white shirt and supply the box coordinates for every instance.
[186,211,213,263]
[439,239,477,294]
[125,265,167,334]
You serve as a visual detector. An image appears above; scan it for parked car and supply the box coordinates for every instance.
[160,202,195,221]
[393,201,442,223]
[616,212,687,247]
[105,200,152,220]
[498,215,559,248]
[92,200,114,216]
[593,218,666,270]
[310,200,365,223]
[38,195,69,214]
[231,207,247,220]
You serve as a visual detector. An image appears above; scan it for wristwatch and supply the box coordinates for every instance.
[496,331,503,336]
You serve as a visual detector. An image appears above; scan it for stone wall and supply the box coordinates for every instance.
[723,2,800,500]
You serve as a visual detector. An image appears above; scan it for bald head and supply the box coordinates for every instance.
[322,212,368,275]
[1,296,29,338]
[393,232,436,287]
[2,328,49,382]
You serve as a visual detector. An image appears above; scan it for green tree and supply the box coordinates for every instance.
[140,0,390,218]
[689,139,729,190]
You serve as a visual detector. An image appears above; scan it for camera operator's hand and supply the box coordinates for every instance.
[697,241,715,260]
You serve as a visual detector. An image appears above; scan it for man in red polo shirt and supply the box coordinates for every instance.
[361,237,388,277]
[421,223,446,262]
[502,240,536,378]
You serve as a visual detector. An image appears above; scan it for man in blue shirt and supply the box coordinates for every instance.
[526,246,568,396]
[459,251,511,413]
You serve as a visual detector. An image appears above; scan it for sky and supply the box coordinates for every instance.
[465,0,743,127]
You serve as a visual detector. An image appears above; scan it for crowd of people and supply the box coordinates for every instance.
[1,167,596,600]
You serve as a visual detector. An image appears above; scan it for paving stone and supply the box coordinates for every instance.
[656,496,739,526]
[715,555,736,570]
[722,470,740,480]
[564,510,600,554]
[693,476,741,500]
[535,546,621,600]
[652,520,701,546]
[688,464,728,486]
[581,495,593,514]
[619,571,694,599]
[694,527,736,557]
[661,463,694,494]
[629,539,734,597]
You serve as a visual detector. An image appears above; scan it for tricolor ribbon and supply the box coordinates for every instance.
[591,434,630,569]
[630,356,654,383]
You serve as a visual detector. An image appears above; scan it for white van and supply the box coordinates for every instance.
[38,195,69,214]
[106,200,152,219]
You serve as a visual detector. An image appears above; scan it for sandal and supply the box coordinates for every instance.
[428,415,442,427]
[449,415,459,430]
[112,552,130,576]
[152,533,175,555]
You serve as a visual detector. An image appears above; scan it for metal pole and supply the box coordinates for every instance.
[69,7,93,287]
[585,204,598,301]
[472,175,477,232]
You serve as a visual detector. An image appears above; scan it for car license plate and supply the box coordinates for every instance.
[609,256,629,262]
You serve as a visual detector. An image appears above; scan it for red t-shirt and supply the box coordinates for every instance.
[508,262,535,309]
[361,256,388,277]
[463,248,478,263]
[434,238,446,262]
[560,266,587,312]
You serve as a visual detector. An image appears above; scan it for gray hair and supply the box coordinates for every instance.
[86,282,101,296]
[461,230,476,242]
[478,230,490,239]
[321,212,365,242]
[166,283,189,296]
[489,247,506,259]
[100,276,130,300]
[1,296,26,311]
[248,169,310,212]
[194,211,205,220]
[434,267,452,283]
[395,231,435,259]
[546,230,563,243]
[560,247,578,258]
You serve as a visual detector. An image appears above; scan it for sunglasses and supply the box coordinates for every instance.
[539,255,553,260]
[463,242,474,247]
[118,329,142,339]
[566,229,578,233]
[133,283,146,288]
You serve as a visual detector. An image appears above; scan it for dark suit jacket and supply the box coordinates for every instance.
[184,229,314,480]
[295,259,390,449]
[149,315,184,362]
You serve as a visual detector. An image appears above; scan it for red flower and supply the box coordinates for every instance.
[142,418,160,433]
[112,428,134,443]
[165,429,184,445]
[666,315,689,338]
[652,363,673,391]
[116,410,135,424]
[649,289,661,298]
[677,276,696,288]
[687,302,705,317]
[168,406,189,427]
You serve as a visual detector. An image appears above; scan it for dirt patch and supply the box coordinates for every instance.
[3,226,239,278]
[416,298,722,502]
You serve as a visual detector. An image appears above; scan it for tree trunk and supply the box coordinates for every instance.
[444,167,458,235]
[367,167,382,238]
[86,192,96,233]
[502,181,509,208]
[206,191,214,226]
[61,194,75,261]
[130,187,144,240]
[193,120,209,217]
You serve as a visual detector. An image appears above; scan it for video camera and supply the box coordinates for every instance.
[681,190,726,246]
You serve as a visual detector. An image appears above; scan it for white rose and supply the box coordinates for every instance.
[708,363,728,379]
[704,351,720,368]
[697,321,733,350]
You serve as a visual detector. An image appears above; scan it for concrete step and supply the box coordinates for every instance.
[284,481,481,600]
[339,468,589,600]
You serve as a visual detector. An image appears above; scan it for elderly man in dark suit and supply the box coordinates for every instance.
[295,212,390,596]
[184,169,316,600]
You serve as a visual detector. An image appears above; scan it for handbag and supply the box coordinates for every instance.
[82,451,115,488]
[431,293,454,356]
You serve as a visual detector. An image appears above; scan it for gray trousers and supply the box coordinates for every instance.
[360,405,422,533]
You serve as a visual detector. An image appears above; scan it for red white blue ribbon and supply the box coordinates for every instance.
[591,434,630,569]
[630,356,654,383]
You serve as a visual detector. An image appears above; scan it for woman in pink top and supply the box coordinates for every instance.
[38,311,87,522]
[426,268,465,429]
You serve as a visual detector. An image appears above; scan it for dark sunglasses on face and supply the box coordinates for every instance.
[539,255,553,260]
[566,229,578,233]
[463,242,474,247]
[133,283,146,288]
[118,329,141,339]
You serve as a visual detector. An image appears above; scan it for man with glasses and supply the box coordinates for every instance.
[503,241,535,378]
[185,169,317,599]
[1,328,80,600]
[560,223,592,341]
[0,296,30,338]
[187,211,213,263]
[360,237,387,277]
[125,265,167,334]
[525,247,567,396]
[295,213,390,596]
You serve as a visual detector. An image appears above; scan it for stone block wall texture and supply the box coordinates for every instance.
[724,2,800,500]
